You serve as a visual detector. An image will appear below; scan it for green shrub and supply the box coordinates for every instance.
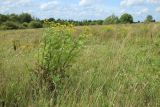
[0,14,9,24]
[22,22,28,28]
[0,25,8,30]
[120,13,133,24]
[1,21,20,30]
[144,15,155,23]
[36,23,85,96]
[29,21,43,28]
[103,15,119,25]
[19,13,33,23]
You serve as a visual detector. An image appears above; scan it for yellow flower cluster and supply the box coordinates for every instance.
[43,20,75,34]
[44,20,74,28]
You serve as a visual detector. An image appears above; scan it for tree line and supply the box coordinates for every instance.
[0,13,157,30]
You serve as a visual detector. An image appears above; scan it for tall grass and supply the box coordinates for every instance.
[0,23,160,107]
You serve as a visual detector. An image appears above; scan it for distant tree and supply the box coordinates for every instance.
[82,20,88,25]
[0,14,9,24]
[48,18,55,22]
[19,13,33,23]
[90,21,95,25]
[0,12,116,30]
[29,21,43,28]
[103,14,119,25]
[2,21,19,30]
[22,22,28,28]
[8,14,19,22]
[95,20,103,25]
[120,13,133,24]
[144,15,154,23]
[56,19,62,24]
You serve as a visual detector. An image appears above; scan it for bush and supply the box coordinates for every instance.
[0,14,9,24]
[8,14,20,22]
[22,22,28,28]
[144,15,155,23]
[36,23,85,96]
[29,21,43,28]
[103,15,119,25]
[1,21,20,30]
[120,13,133,24]
[19,13,33,23]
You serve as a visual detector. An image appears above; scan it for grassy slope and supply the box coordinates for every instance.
[0,24,160,107]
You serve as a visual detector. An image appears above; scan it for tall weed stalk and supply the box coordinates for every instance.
[36,23,85,98]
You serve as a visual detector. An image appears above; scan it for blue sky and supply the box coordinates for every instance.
[0,0,160,21]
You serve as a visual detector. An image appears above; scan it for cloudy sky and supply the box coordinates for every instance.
[0,0,160,21]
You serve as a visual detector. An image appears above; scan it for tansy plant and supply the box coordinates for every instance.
[36,22,85,95]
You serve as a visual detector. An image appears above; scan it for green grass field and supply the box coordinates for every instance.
[0,24,160,107]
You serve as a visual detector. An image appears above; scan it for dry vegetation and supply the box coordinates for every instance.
[0,23,160,107]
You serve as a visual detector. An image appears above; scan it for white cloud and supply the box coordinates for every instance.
[120,0,145,6]
[2,0,31,5]
[79,0,93,6]
[120,0,160,7]
[79,0,103,6]
[156,7,160,12]
[120,9,126,14]
[40,1,59,10]
[137,8,149,15]
[147,0,159,4]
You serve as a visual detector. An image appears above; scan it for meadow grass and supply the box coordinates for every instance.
[0,24,160,107]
